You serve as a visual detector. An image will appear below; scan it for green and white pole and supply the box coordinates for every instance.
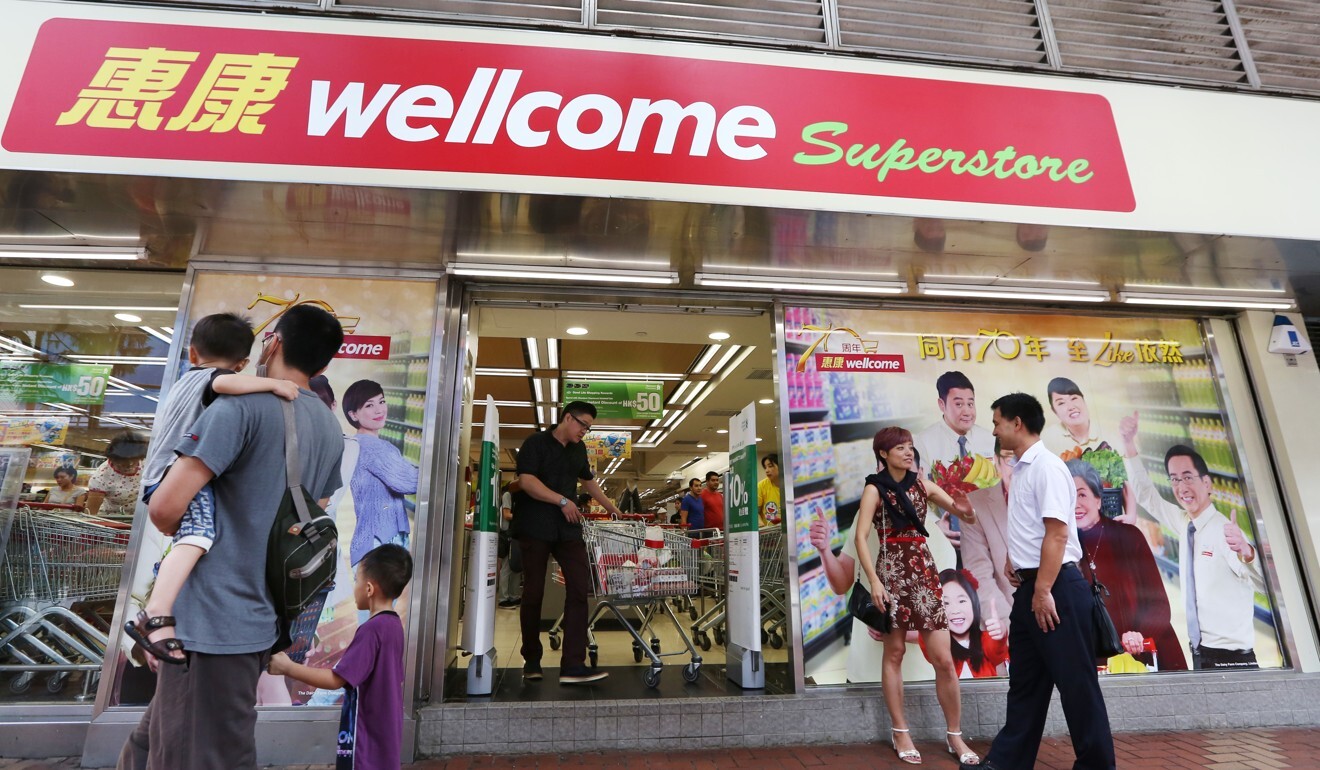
[725,402,764,689]
[465,396,500,695]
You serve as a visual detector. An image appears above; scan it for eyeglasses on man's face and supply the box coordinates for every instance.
[1169,473,1207,488]
[568,413,593,431]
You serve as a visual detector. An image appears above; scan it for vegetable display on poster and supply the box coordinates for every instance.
[786,306,1283,686]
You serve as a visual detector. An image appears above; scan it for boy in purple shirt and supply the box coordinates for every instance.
[270,544,412,769]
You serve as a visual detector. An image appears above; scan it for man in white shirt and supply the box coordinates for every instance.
[1119,412,1264,669]
[973,393,1114,770]
[913,371,995,551]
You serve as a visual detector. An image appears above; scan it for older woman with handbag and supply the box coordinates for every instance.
[856,426,980,766]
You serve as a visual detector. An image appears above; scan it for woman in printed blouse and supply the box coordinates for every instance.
[854,426,980,766]
[342,380,419,567]
[85,431,148,517]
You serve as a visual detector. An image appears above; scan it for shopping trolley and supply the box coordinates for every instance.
[0,505,129,699]
[689,531,727,651]
[546,520,648,662]
[758,526,789,649]
[583,521,705,688]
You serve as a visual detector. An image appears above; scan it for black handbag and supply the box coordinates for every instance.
[848,580,892,633]
[267,401,339,653]
[1089,572,1124,658]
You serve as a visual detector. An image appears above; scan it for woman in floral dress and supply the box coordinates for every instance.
[855,426,981,766]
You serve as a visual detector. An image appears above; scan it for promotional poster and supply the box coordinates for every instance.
[115,272,437,707]
[788,306,1283,685]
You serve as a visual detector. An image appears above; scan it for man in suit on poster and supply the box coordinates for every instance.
[914,371,995,553]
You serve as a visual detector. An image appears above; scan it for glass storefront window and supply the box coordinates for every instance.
[0,266,183,703]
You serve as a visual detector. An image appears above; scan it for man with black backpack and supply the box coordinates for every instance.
[118,305,345,770]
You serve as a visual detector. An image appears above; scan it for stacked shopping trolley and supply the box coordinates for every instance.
[0,505,129,698]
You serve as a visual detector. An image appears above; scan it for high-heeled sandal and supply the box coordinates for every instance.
[946,731,980,766]
[890,728,922,765]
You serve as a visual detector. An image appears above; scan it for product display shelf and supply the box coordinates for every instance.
[1132,403,1223,416]
[382,385,427,394]
[386,418,425,431]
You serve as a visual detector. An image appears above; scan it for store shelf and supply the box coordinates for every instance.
[803,613,850,659]
[389,352,431,361]
[829,416,919,444]
[789,407,830,420]
[387,418,425,431]
[791,475,836,495]
[384,385,428,394]
[1131,404,1221,416]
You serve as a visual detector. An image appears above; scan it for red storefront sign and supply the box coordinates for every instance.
[2,18,1135,211]
[815,354,906,372]
[336,335,391,360]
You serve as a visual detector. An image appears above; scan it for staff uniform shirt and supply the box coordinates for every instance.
[1006,440,1084,570]
[1126,458,1264,651]
[514,429,593,543]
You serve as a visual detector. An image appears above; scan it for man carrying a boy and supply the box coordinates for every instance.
[117,305,345,770]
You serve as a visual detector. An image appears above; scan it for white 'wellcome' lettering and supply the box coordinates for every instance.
[307,69,777,160]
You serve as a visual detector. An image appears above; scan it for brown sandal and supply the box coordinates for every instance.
[124,612,186,665]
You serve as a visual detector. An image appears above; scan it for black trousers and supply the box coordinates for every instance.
[117,650,269,770]
[519,536,591,670]
[1194,644,1258,670]
[986,565,1115,770]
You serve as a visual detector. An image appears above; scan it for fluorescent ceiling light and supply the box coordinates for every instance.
[107,376,144,392]
[40,274,75,287]
[532,379,544,404]
[692,344,721,374]
[566,327,589,336]
[115,313,143,323]
[681,381,707,406]
[918,283,1109,303]
[1123,282,1287,295]
[0,246,144,261]
[592,425,643,432]
[69,355,168,364]
[708,331,731,341]
[759,398,775,405]
[476,367,531,377]
[667,381,691,405]
[536,406,546,425]
[709,345,742,375]
[922,273,1103,288]
[697,443,708,448]
[0,336,42,355]
[547,339,559,369]
[20,304,176,312]
[0,356,39,362]
[139,326,173,344]
[1118,292,1295,310]
[449,263,677,286]
[498,423,537,429]
[525,338,541,369]
[549,379,559,402]
[696,272,905,296]
[716,429,729,434]
[565,370,683,381]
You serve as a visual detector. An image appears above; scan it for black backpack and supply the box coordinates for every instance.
[267,400,339,652]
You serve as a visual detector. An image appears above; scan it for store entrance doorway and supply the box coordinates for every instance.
[444,297,791,701]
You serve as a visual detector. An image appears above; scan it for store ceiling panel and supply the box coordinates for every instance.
[2,170,1317,316]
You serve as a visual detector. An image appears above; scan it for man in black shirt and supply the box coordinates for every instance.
[515,401,622,684]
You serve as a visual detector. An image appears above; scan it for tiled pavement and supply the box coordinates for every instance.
[4,727,1319,769]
